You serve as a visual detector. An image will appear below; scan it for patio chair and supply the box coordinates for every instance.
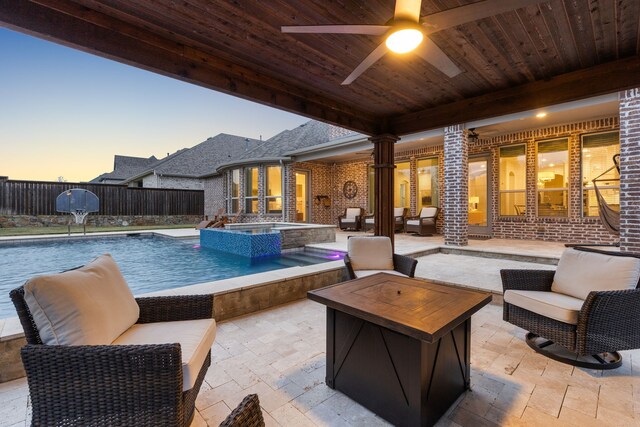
[219,394,265,427]
[405,206,439,236]
[338,207,364,231]
[10,254,216,426]
[362,207,407,233]
[196,208,225,229]
[344,236,417,280]
[501,247,640,369]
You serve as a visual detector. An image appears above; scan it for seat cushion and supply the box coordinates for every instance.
[23,254,140,346]
[420,207,437,218]
[341,219,357,223]
[365,218,374,224]
[348,236,394,271]
[394,207,405,217]
[406,219,419,226]
[354,270,408,279]
[504,290,584,325]
[112,318,217,391]
[551,249,640,300]
[345,208,360,219]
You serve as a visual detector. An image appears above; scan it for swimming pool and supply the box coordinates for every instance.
[0,235,343,318]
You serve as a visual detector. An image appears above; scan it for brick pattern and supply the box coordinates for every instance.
[620,88,640,254]
[204,176,226,217]
[443,125,469,246]
[331,161,370,223]
[284,162,333,224]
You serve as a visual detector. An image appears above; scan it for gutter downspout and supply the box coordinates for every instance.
[280,160,286,222]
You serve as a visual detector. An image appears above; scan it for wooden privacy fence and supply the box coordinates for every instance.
[0,180,204,216]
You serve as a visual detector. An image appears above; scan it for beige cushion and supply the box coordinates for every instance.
[23,254,140,346]
[345,208,360,219]
[406,220,419,226]
[354,270,407,279]
[394,208,405,217]
[420,207,437,218]
[348,236,394,271]
[365,218,374,224]
[112,319,216,391]
[504,290,584,325]
[341,219,357,223]
[551,249,640,300]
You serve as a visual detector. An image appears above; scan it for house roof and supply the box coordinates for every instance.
[232,120,355,162]
[90,155,159,182]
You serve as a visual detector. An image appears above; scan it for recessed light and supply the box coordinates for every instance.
[536,112,547,118]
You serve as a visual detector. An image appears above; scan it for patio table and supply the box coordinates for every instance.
[308,273,492,426]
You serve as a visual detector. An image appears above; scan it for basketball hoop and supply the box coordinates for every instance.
[55,189,100,235]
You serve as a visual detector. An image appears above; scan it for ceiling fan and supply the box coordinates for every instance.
[282,0,545,85]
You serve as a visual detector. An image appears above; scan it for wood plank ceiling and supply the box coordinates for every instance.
[1,0,639,136]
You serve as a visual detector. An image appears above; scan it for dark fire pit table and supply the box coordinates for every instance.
[308,273,492,426]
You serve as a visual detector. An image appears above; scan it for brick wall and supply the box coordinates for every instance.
[203,175,225,217]
[332,160,370,225]
[285,161,333,224]
[156,176,204,190]
[443,125,469,246]
[620,88,640,254]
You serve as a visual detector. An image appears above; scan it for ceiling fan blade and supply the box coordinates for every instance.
[281,25,389,35]
[342,43,388,85]
[394,0,422,22]
[414,37,462,78]
[423,0,547,33]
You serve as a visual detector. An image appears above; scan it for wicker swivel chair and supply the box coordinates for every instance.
[219,394,265,427]
[501,247,640,369]
[405,206,439,236]
[338,207,364,231]
[10,254,215,426]
[343,236,417,280]
[362,207,407,233]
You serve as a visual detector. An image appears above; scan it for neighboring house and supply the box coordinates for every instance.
[91,155,160,184]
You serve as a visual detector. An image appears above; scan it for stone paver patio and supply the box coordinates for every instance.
[3,297,640,427]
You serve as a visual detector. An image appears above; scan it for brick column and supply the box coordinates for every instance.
[370,134,399,247]
[620,88,640,254]
[443,125,469,246]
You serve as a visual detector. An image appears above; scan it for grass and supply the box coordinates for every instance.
[0,224,194,237]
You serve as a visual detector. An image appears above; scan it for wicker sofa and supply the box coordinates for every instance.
[338,207,364,231]
[405,206,439,236]
[10,254,215,426]
[362,207,407,232]
[343,236,417,280]
[501,247,640,369]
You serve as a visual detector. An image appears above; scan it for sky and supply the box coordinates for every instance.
[0,28,307,182]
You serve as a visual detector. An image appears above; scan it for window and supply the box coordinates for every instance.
[229,169,240,213]
[417,157,439,209]
[582,131,619,217]
[537,139,569,217]
[245,167,259,213]
[367,165,375,213]
[265,166,282,214]
[499,145,526,216]
[394,162,411,209]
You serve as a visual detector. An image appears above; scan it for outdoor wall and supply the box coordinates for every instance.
[203,175,226,217]
[331,161,370,224]
[0,214,202,228]
[394,116,620,243]
[284,161,333,224]
[156,176,204,190]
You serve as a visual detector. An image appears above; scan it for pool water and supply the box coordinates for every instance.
[0,235,343,318]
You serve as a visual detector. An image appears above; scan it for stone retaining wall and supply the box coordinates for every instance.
[0,215,202,228]
[280,227,336,249]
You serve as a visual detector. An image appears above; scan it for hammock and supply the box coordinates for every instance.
[593,154,620,236]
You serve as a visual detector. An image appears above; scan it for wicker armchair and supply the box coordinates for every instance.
[501,247,640,369]
[362,207,407,233]
[338,207,364,231]
[344,236,417,280]
[405,206,439,236]
[219,394,265,427]
[10,255,215,427]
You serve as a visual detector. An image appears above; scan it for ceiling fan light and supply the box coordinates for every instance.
[385,28,423,54]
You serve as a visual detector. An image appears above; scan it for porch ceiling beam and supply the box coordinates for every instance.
[0,0,381,135]
[389,56,640,136]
